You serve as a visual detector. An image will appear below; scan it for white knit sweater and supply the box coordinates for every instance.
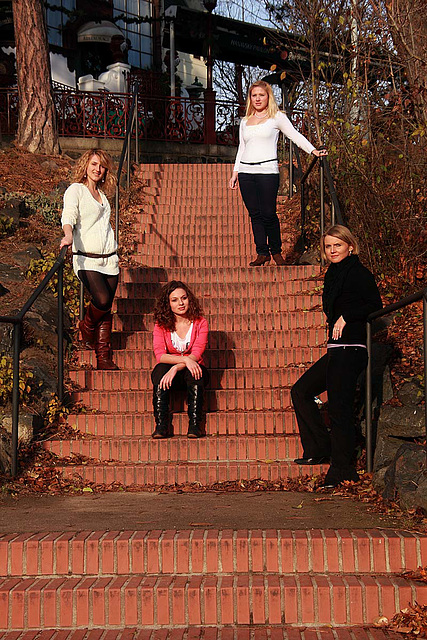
[61,183,119,277]
[233,111,316,174]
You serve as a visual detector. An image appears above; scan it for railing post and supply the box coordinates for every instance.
[57,262,64,403]
[300,181,306,249]
[289,142,294,199]
[135,93,139,166]
[11,323,21,477]
[79,281,84,321]
[320,158,325,264]
[366,320,373,472]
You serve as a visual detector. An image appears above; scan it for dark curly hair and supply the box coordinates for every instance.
[153,281,203,331]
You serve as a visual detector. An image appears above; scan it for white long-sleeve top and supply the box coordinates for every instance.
[61,183,119,277]
[233,111,316,175]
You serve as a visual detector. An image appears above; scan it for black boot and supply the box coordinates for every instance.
[152,385,171,439]
[187,384,205,438]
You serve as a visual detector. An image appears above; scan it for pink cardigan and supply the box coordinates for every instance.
[153,317,209,365]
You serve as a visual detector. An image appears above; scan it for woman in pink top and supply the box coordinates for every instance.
[151,280,209,439]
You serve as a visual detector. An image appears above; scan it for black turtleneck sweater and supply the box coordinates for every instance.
[322,254,382,345]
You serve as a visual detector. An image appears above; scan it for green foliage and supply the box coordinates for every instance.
[45,394,69,427]
[1,191,62,226]
[0,355,38,406]
[27,253,80,320]
[0,215,13,238]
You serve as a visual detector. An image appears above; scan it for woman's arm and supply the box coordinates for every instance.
[188,317,209,361]
[276,112,316,155]
[342,269,382,323]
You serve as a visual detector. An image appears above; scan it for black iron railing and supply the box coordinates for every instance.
[297,153,344,256]
[0,246,67,476]
[365,287,427,472]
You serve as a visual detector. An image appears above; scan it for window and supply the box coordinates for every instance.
[46,0,76,48]
[113,0,153,69]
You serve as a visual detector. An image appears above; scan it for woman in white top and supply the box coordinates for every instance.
[229,80,327,266]
[60,149,119,370]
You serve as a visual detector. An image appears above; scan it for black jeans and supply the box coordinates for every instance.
[238,173,281,256]
[151,363,210,389]
[291,347,368,478]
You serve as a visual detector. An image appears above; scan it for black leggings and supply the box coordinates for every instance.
[78,270,119,311]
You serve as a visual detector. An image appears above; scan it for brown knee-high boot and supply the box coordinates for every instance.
[95,310,119,370]
[79,303,107,349]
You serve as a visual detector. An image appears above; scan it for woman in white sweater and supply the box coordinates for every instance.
[60,149,119,370]
[229,81,327,266]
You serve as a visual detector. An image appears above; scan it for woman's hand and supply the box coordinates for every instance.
[59,233,73,249]
[159,366,178,390]
[183,356,202,380]
[332,316,346,340]
[312,148,328,157]
[229,172,239,190]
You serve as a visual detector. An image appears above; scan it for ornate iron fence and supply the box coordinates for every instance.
[0,87,242,146]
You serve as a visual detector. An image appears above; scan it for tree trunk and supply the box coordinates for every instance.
[12,0,60,154]
[385,0,427,128]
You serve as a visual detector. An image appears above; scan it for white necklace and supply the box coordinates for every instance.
[254,111,268,119]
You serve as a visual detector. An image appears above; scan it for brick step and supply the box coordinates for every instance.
[139,197,245,206]
[79,346,324,370]
[132,256,309,268]
[115,280,322,298]
[66,410,299,437]
[48,460,319,486]
[110,312,323,332]
[108,330,324,351]
[78,348,321,372]
[0,573,423,629]
[93,329,326,352]
[2,529,424,578]
[0,629,404,640]
[114,297,321,315]
[137,236,256,248]
[43,434,304,464]
[69,366,307,392]
[118,266,321,283]
[70,388,295,413]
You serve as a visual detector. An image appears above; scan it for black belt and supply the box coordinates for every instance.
[73,250,117,259]
[240,158,278,165]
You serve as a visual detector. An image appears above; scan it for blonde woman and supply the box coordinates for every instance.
[60,148,119,370]
[291,225,382,487]
[229,80,327,266]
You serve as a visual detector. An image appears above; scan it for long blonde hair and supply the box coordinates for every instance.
[320,224,360,261]
[245,81,279,119]
[72,148,116,195]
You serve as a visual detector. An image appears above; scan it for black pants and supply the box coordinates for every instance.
[151,363,210,389]
[291,347,368,480]
[238,173,281,256]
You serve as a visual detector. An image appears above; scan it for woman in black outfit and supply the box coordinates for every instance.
[291,225,382,488]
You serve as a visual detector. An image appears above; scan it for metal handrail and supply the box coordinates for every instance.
[79,82,140,320]
[300,154,344,255]
[365,286,427,472]
[0,246,67,476]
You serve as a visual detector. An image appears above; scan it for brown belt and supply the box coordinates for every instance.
[73,250,117,259]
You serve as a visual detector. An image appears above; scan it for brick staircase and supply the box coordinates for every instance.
[1,163,425,636]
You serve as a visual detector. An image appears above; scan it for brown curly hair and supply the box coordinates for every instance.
[154,281,203,331]
[72,148,116,195]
